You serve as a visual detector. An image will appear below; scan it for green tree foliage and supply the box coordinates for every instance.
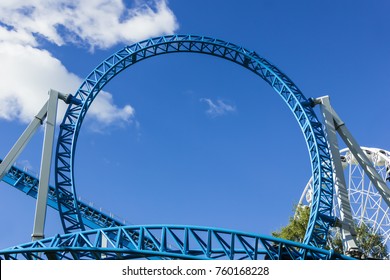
[357,223,388,259]
[273,205,388,259]
[272,205,310,243]
[330,223,388,259]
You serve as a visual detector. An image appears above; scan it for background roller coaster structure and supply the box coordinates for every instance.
[0,35,389,260]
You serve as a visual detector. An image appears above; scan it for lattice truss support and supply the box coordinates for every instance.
[54,34,335,249]
[0,158,125,229]
[341,148,390,247]
[301,147,390,256]
[0,35,348,260]
[0,225,353,260]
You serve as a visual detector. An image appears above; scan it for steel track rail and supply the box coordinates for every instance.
[55,34,335,249]
[0,158,124,229]
[0,159,161,254]
[0,225,354,260]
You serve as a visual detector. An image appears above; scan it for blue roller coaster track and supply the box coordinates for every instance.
[0,159,352,260]
[0,35,342,260]
[0,158,125,230]
[1,225,353,260]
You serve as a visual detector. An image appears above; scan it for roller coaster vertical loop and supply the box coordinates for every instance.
[54,35,335,248]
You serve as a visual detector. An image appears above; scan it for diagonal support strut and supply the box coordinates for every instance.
[0,89,81,241]
[313,95,390,257]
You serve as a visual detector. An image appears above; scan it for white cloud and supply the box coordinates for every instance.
[0,39,135,126]
[16,159,34,172]
[0,0,178,126]
[0,0,178,50]
[88,91,135,126]
[0,42,80,123]
[200,98,237,117]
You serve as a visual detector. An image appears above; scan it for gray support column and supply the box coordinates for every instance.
[316,96,358,254]
[330,107,390,209]
[0,101,48,181]
[31,90,60,241]
[0,89,73,241]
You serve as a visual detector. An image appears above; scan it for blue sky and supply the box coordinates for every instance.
[0,0,389,250]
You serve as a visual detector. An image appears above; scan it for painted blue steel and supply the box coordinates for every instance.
[0,160,339,261]
[0,225,354,260]
[54,35,334,249]
[0,159,124,229]
[0,158,161,253]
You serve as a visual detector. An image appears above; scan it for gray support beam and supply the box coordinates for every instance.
[0,101,48,181]
[330,107,390,209]
[317,96,358,254]
[31,90,61,241]
[0,89,77,242]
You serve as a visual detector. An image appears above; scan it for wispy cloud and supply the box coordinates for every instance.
[16,159,33,171]
[200,98,236,117]
[0,0,178,127]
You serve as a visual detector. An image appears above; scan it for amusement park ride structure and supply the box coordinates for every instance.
[300,146,390,256]
[0,35,389,260]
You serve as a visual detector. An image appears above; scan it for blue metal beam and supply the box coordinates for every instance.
[54,34,335,249]
[0,225,354,260]
[0,158,124,229]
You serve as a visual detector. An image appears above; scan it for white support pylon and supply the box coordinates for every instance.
[0,102,48,181]
[313,95,390,257]
[315,96,358,254]
[31,90,61,241]
[331,109,390,209]
[0,89,75,241]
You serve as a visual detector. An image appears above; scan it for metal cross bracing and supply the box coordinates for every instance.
[0,225,354,260]
[0,158,160,253]
[297,95,390,257]
[0,158,125,229]
[54,34,335,250]
[0,34,346,260]
[0,160,354,260]
[342,148,390,250]
[301,147,390,251]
